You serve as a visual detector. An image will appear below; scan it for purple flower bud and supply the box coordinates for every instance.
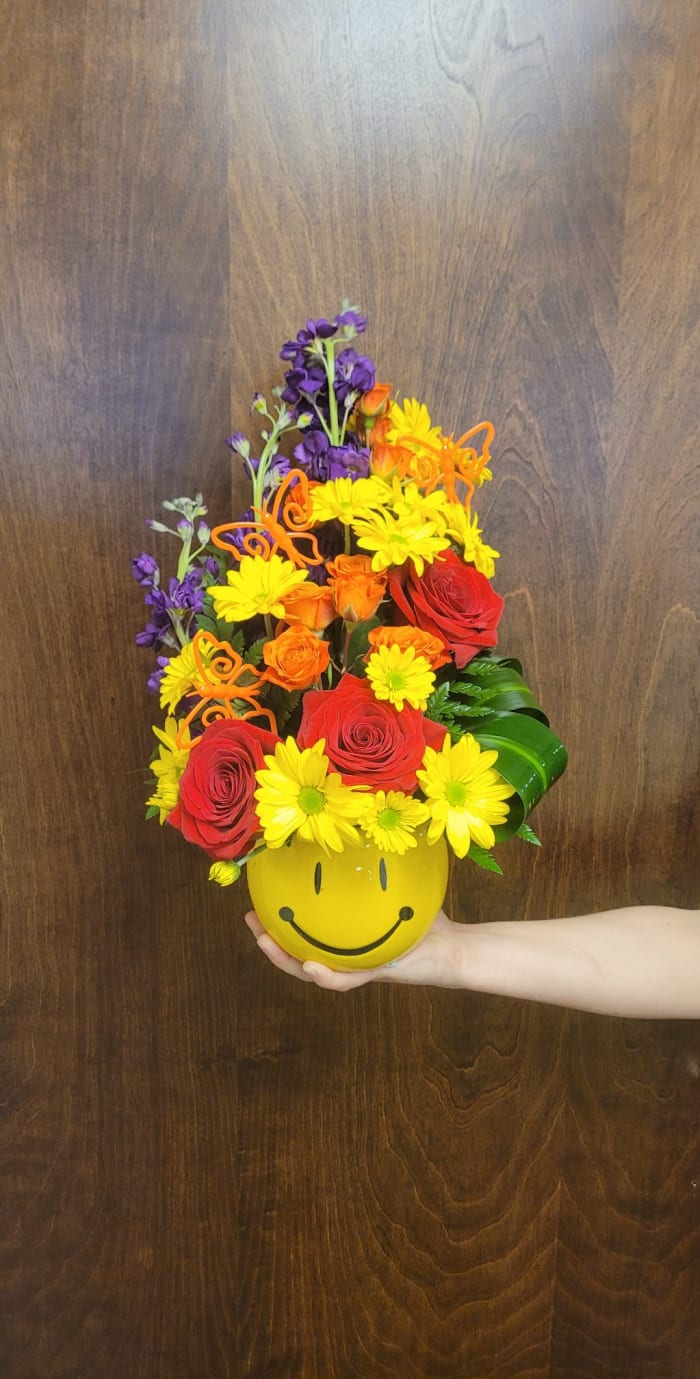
[196,521,210,544]
[226,431,251,458]
[251,392,266,414]
[203,556,220,578]
[131,553,159,586]
[177,517,194,538]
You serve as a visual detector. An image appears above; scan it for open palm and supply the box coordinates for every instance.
[245,908,460,990]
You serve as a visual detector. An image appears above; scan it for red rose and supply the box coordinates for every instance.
[297,674,446,792]
[389,551,504,668]
[168,717,279,861]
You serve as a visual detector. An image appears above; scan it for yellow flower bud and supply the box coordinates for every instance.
[208,861,242,887]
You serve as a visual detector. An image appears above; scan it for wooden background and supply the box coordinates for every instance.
[1,2,698,1376]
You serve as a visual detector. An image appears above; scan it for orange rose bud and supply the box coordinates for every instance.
[357,381,393,419]
[262,625,331,691]
[367,624,452,670]
[280,581,336,631]
[368,414,392,446]
[370,442,413,479]
[327,554,388,622]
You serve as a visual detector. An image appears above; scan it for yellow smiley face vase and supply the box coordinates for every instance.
[247,829,449,970]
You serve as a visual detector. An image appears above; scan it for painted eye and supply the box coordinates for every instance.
[379,858,388,892]
[314,861,322,895]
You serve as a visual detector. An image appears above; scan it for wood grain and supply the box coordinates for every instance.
[1,1,698,1376]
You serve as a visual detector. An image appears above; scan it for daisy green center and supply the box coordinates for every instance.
[299,785,326,815]
[378,806,401,830]
[386,670,406,690]
[445,781,467,808]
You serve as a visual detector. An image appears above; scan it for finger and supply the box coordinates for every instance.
[302,961,386,991]
[256,933,316,982]
[244,911,265,939]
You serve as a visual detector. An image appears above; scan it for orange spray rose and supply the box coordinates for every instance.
[280,581,336,631]
[327,554,387,622]
[262,625,330,691]
[367,623,452,670]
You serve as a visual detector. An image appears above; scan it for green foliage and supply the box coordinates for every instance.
[345,616,381,675]
[516,821,542,846]
[145,804,160,821]
[466,844,503,874]
[245,636,268,667]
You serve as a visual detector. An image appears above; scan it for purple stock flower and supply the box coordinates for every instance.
[335,309,367,333]
[136,623,165,649]
[280,317,337,361]
[147,655,170,694]
[281,363,326,406]
[168,571,205,614]
[327,444,370,480]
[335,348,376,403]
[132,552,159,587]
[203,556,220,578]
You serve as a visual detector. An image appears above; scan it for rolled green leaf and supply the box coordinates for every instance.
[472,712,568,840]
[454,664,549,723]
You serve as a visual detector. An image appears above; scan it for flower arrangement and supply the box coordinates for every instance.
[133,304,567,894]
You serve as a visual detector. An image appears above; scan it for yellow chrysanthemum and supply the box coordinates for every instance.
[417,733,514,858]
[209,554,308,623]
[208,860,241,887]
[159,640,218,713]
[361,790,429,854]
[387,398,444,450]
[391,480,451,527]
[310,476,391,525]
[443,503,500,578]
[366,644,436,711]
[254,738,367,854]
[352,507,449,575]
[147,716,192,821]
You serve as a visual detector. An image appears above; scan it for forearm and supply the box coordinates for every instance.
[454,906,700,1018]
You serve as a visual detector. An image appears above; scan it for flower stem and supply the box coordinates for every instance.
[324,339,340,443]
[264,613,273,639]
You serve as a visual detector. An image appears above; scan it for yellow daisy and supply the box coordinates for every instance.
[147,716,192,821]
[366,644,436,711]
[361,790,429,854]
[443,503,500,578]
[352,507,449,575]
[310,476,391,525]
[254,738,367,854]
[417,733,514,858]
[209,554,309,623]
[392,481,451,528]
[159,644,217,714]
[387,398,444,450]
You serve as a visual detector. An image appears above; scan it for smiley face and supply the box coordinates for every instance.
[247,831,448,970]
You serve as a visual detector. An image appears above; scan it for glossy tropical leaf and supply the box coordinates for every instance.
[472,712,568,840]
[454,659,548,723]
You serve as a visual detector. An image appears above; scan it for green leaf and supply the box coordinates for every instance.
[145,804,161,820]
[246,636,268,667]
[516,821,542,846]
[467,844,503,874]
[345,616,381,674]
[426,681,452,720]
[471,712,568,841]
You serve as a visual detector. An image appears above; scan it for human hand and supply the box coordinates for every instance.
[244,909,464,991]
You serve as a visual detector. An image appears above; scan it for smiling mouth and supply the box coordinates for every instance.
[278,907,413,957]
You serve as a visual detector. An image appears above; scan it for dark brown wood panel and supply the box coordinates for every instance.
[1,1,698,1377]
